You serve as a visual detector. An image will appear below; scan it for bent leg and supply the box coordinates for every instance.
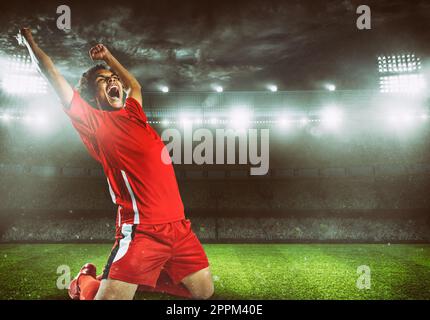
[95,279,138,300]
[138,269,192,298]
[166,220,213,299]
[181,267,214,300]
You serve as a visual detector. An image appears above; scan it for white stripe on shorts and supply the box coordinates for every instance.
[113,223,133,263]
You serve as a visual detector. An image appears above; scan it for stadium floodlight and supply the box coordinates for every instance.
[299,117,309,126]
[321,107,342,129]
[7,54,36,73]
[277,116,289,129]
[378,54,425,94]
[379,74,426,94]
[2,74,49,95]
[0,113,11,122]
[404,114,413,124]
[378,54,421,74]
[387,111,415,128]
[34,114,48,126]
[268,85,278,92]
[325,83,336,92]
[161,119,170,126]
[2,54,48,95]
[388,114,399,124]
[214,85,223,93]
[22,115,33,124]
[160,86,169,93]
[229,108,252,130]
[194,118,203,125]
[180,116,191,127]
[209,117,218,125]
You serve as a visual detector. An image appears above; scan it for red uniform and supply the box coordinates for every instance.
[64,91,209,286]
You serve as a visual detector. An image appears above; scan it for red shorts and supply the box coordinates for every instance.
[101,219,209,287]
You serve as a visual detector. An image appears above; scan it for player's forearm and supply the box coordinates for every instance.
[20,31,73,107]
[103,54,141,93]
[25,39,58,80]
[26,41,73,108]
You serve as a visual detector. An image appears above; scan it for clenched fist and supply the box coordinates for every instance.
[89,44,111,61]
[16,27,34,46]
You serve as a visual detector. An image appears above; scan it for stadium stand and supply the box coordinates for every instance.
[1,90,429,242]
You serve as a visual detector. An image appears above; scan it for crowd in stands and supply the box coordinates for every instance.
[2,216,429,242]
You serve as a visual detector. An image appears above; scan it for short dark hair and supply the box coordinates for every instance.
[77,64,111,103]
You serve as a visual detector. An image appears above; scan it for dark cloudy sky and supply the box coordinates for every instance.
[0,0,429,91]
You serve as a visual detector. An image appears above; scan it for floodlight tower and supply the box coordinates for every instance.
[378,54,425,94]
[1,54,48,95]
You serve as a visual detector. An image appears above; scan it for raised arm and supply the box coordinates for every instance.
[89,44,142,106]
[16,28,74,108]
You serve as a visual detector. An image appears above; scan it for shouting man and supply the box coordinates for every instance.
[17,28,214,300]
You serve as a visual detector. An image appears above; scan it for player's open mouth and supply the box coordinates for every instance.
[106,85,120,99]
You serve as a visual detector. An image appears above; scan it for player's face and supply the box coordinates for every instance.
[94,69,124,109]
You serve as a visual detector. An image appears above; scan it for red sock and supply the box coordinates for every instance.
[78,275,101,300]
[139,270,192,298]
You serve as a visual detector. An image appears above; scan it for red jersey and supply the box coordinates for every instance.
[64,90,185,226]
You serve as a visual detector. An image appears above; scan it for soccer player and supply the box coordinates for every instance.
[17,28,214,300]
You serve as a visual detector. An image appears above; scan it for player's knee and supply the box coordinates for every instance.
[94,281,136,300]
[95,291,130,300]
[191,281,214,300]
[95,293,110,300]
[94,288,123,300]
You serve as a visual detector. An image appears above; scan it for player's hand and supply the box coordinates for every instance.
[16,27,34,47]
[89,44,112,61]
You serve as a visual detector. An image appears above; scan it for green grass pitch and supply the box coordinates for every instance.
[0,243,429,300]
